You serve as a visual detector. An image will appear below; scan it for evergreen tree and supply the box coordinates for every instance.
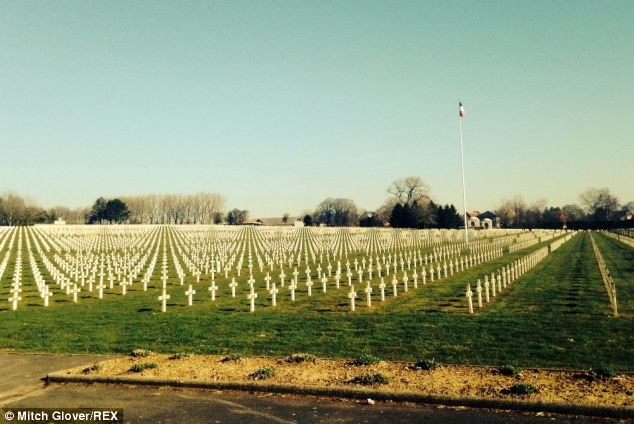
[390,203,404,228]
[87,197,108,224]
[104,199,130,223]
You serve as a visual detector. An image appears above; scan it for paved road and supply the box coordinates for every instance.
[0,354,621,424]
[0,353,111,405]
[4,385,618,424]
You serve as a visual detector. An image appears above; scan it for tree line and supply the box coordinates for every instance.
[495,188,633,229]
[95,192,226,224]
[1,182,631,229]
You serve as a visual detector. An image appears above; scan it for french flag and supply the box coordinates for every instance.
[459,102,466,118]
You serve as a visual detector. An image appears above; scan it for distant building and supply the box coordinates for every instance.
[294,219,305,227]
[259,216,299,226]
[243,219,263,226]
[465,211,499,229]
[54,218,66,225]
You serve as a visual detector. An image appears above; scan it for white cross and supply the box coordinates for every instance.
[248,289,257,312]
[476,280,483,308]
[9,291,21,310]
[96,282,106,299]
[348,286,357,312]
[488,275,496,297]
[119,280,128,296]
[378,278,386,302]
[466,284,474,314]
[71,284,81,303]
[289,282,297,301]
[208,283,218,301]
[392,275,398,297]
[158,290,170,312]
[269,283,278,307]
[364,283,372,307]
[41,287,53,307]
[229,278,238,298]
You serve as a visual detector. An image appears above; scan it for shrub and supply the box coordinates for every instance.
[353,355,381,366]
[285,353,316,363]
[221,353,243,362]
[82,363,102,374]
[498,365,523,376]
[169,352,192,360]
[591,366,616,380]
[130,349,154,358]
[352,373,390,385]
[508,383,538,395]
[250,367,276,380]
[130,362,158,373]
[414,358,440,370]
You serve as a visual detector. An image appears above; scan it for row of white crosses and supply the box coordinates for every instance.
[26,232,55,306]
[6,228,24,310]
[603,230,634,249]
[589,234,617,316]
[465,245,554,313]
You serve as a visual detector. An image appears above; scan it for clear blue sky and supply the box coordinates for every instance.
[2,1,633,217]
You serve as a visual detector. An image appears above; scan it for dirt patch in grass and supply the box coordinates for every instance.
[75,354,634,407]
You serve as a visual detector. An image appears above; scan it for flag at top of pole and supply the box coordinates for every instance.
[458,101,469,244]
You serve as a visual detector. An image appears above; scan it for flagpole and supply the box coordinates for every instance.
[459,104,469,245]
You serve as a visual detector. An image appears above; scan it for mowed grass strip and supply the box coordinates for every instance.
[593,232,634,316]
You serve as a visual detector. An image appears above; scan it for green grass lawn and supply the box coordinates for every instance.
[0,228,632,372]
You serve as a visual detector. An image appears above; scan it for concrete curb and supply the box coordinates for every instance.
[47,371,634,419]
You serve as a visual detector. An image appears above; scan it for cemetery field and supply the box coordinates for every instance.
[0,226,632,372]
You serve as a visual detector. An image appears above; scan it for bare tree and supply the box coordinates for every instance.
[387,176,431,205]
[579,187,620,221]
[315,198,358,226]
[376,197,399,224]
[0,192,46,226]
[0,192,26,226]
[496,196,528,228]
[117,192,226,224]
[562,204,585,221]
